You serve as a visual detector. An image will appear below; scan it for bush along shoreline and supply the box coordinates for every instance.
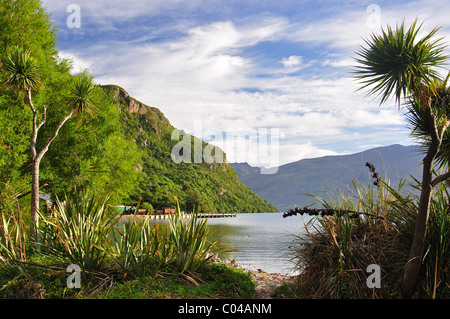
[279,163,449,299]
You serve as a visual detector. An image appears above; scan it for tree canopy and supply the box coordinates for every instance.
[0,0,276,215]
[0,0,141,210]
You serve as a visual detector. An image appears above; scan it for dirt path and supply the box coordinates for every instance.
[250,269,296,299]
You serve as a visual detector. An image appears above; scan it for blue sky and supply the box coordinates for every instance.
[41,0,450,167]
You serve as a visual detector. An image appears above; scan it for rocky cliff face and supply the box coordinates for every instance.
[100,84,277,213]
[102,84,150,114]
[102,85,172,141]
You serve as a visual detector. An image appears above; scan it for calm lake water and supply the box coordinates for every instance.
[205,213,313,275]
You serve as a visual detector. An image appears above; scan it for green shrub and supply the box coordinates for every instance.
[287,167,450,299]
[166,197,218,273]
[288,178,408,298]
[109,216,164,279]
[40,190,117,276]
[0,211,27,276]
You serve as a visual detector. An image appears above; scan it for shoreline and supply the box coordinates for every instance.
[249,268,297,299]
[207,253,297,299]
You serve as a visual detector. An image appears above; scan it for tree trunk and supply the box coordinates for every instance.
[30,158,41,248]
[447,166,450,189]
[27,88,41,248]
[28,109,74,246]
[401,154,434,298]
[401,106,441,298]
[25,87,75,248]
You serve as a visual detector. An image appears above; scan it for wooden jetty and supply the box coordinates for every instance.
[195,213,236,219]
[118,205,236,220]
[146,212,236,220]
[120,210,236,220]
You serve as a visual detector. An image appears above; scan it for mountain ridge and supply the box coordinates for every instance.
[101,84,278,213]
[231,144,424,212]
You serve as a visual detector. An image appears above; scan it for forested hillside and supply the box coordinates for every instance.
[103,85,277,213]
[0,0,276,214]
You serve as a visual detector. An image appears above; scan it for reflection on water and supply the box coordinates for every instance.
[206,213,312,275]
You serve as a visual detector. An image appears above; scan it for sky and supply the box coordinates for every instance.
[41,0,450,168]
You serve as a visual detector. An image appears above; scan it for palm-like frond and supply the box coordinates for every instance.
[406,72,450,168]
[354,19,449,105]
[3,46,41,91]
[67,72,96,118]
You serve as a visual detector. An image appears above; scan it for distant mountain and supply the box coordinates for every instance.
[231,144,424,212]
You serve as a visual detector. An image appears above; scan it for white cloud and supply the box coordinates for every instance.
[278,141,339,165]
[84,16,408,164]
[281,55,302,69]
[58,51,92,74]
[42,0,450,166]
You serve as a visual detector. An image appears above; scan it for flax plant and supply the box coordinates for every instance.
[384,174,450,298]
[0,185,27,270]
[40,190,116,276]
[110,215,165,279]
[168,197,217,273]
[0,213,27,275]
[420,181,449,297]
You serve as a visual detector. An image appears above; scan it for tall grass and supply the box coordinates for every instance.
[289,178,404,298]
[40,190,117,277]
[0,213,27,276]
[0,187,235,298]
[425,183,450,298]
[0,184,27,276]
[288,166,450,298]
[167,197,218,273]
[385,175,450,298]
[109,215,165,279]
[37,190,218,284]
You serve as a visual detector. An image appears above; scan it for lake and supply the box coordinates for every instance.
[205,213,313,275]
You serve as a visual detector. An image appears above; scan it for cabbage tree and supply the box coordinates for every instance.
[354,19,450,298]
[2,46,96,246]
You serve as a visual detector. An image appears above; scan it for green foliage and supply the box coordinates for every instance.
[0,211,27,276]
[38,84,142,205]
[140,202,153,211]
[0,0,273,213]
[0,190,255,299]
[354,19,448,104]
[286,169,450,299]
[423,183,450,297]
[405,75,450,170]
[289,177,404,299]
[109,215,164,279]
[386,177,450,298]
[40,190,117,275]
[354,18,450,298]
[91,262,254,299]
[67,72,96,119]
[166,197,217,273]
[198,262,255,298]
[107,84,277,212]
[3,46,41,90]
[0,0,56,52]
[0,0,59,207]
[0,0,141,210]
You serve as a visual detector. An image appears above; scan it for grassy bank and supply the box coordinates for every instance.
[0,190,255,299]
[0,256,254,299]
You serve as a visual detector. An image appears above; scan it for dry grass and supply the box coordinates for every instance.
[285,169,449,299]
